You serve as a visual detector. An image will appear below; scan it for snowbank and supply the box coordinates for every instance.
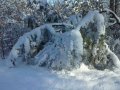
[1,58,120,90]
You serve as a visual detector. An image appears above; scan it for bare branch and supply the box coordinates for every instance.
[101,8,120,25]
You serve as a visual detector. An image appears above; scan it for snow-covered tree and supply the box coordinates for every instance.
[6,11,120,70]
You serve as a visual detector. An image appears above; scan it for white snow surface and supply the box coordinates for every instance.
[0,58,120,90]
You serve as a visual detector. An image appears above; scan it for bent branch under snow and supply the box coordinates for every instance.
[101,8,120,25]
[6,24,56,68]
[76,11,105,36]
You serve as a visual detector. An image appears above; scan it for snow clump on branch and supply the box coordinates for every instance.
[6,24,55,68]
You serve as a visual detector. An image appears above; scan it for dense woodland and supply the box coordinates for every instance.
[0,0,120,70]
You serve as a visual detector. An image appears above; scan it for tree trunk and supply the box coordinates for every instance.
[1,37,5,59]
[115,0,120,17]
[110,0,116,12]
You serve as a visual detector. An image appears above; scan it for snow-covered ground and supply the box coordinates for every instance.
[0,58,120,90]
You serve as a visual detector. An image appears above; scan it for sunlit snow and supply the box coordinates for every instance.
[0,58,120,90]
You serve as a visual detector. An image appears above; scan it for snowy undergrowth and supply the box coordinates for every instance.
[1,58,120,90]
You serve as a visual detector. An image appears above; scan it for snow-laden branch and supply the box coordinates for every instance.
[102,8,120,25]
[74,11,105,57]
[112,38,120,51]
[74,11,120,69]
[6,22,83,69]
[67,13,82,26]
[76,11,105,36]
[107,18,117,27]
[35,30,83,70]
[105,43,120,68]
[6,24,56,68]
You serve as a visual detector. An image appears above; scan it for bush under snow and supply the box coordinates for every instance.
[6,11,120,70]
[6,24,56,68]
[35,30,83,70]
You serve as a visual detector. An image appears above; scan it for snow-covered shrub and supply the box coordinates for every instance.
[35,30,83,70]
[6,10,120,70]
[76,11,105,69]
[6,24,55,68]
[76,10,120,70]
[6,22,83,69]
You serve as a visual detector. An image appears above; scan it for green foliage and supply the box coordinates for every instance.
[81,21,108,70]
[98,35,105,48]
